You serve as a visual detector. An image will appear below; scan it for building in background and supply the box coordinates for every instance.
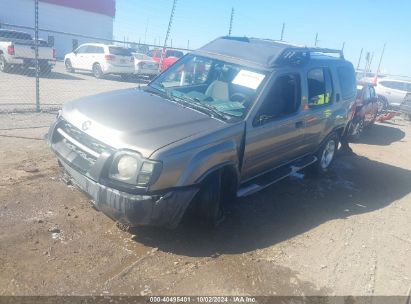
[0,0,116,58]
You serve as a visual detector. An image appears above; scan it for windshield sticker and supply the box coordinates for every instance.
[232,70,265,90]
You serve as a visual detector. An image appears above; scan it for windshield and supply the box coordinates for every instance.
[148,54,267,120]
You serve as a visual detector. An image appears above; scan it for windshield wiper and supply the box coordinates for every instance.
[172,95,228,120]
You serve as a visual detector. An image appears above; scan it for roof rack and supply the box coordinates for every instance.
[275,47,344,66]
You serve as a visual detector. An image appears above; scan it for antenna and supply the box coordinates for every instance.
[314,33,319,47]
[356,48,363,70]
[280,23,285,41]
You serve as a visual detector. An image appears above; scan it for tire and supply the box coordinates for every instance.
[64,60,74,73]
[0,55,10,73]
[195,171,225,227]
[377,95,389,112]
[120,74,132,81]
[40,65,52,76]
[312,133,338,174]
[350,118,364,141]
[92,63,103,79]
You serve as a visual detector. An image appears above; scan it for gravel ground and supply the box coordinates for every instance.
[0,112,410,296]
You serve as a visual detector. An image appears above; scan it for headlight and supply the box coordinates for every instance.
[109,151,162,187]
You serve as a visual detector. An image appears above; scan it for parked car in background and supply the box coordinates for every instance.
[349,83,379,140]
[149,48,184,71]
[374,78,411,109]
[400,93,411,121]
[46,37,356,228]
[64,43,134,79]
[132,52,159,79]
[0,29,55,74]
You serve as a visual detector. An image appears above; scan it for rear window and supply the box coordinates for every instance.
[0,30,32,40]
[166,50,183,58]
[337,66,356,100]
[109,47,132,56]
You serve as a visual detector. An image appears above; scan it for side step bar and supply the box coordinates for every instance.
[237,155,317,198]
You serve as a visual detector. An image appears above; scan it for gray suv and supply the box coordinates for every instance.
[46,37,356,228]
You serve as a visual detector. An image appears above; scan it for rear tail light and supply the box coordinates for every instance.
[105,55,116,61]
[53,49,56,58]
[7,45,15,56]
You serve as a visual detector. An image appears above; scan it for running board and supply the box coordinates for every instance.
[237,155,317,198]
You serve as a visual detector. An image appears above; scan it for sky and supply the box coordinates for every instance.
[114,0,411,77]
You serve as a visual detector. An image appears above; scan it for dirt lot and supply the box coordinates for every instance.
[0,112,411,296]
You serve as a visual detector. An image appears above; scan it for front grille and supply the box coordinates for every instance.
[60,120,113,155]
[53,119,115,174]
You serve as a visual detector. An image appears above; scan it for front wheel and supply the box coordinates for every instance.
[65,59,74,73]
[195,171,225,227]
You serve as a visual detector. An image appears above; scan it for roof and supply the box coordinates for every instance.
[195,36,344,69]
[40,0,116,18]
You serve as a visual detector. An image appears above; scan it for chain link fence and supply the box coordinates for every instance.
[0,8,190,113]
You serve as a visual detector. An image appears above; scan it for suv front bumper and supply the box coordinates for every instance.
[59,159,198,228]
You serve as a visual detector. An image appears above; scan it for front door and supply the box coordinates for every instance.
[241,73,307,181]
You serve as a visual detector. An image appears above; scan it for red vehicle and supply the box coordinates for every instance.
[149,49,184,71]
[349,83,379,139]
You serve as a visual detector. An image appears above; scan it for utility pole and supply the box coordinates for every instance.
[159,0,177,71]
[356,48,363,70]
[341,41,345,52]
[314,33,318,47]
[280,23,285,41]
[34,0,40,112]
[228,7,234,36]
[376,43,386,77]
[144,18,149,44]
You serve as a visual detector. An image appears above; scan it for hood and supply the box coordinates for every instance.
[61,88,225,158]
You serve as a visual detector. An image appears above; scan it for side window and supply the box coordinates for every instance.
[75,45,87,54]
[85,46,95,53]
[406,83,411,92]
[337,66,356,100]
[307,68,333,107]
[256,74,301,124]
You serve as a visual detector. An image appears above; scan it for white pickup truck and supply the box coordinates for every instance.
[0,29,55,74]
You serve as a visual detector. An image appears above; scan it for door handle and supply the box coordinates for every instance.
[295,121,304,128]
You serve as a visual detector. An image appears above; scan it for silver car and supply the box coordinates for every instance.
[46,37,356,228]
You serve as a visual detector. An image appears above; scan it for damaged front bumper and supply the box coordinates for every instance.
[60,159,198,228]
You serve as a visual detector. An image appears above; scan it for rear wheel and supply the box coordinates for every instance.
[92,63,103,79]
[65,59,74,73]
[0,55,10,73]
[311,133,338,174]
[350,118,364,141]
[40,65,52,76]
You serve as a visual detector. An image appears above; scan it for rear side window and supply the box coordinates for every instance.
[87,46,104,54]
[380,81,405,91]
[109,47,132,56]
[307,68,333,107]
[337,66,356,100]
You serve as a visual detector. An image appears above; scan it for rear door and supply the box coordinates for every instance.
[242,72,307,181]
[379,81,407,105]
[303,67,335,152]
